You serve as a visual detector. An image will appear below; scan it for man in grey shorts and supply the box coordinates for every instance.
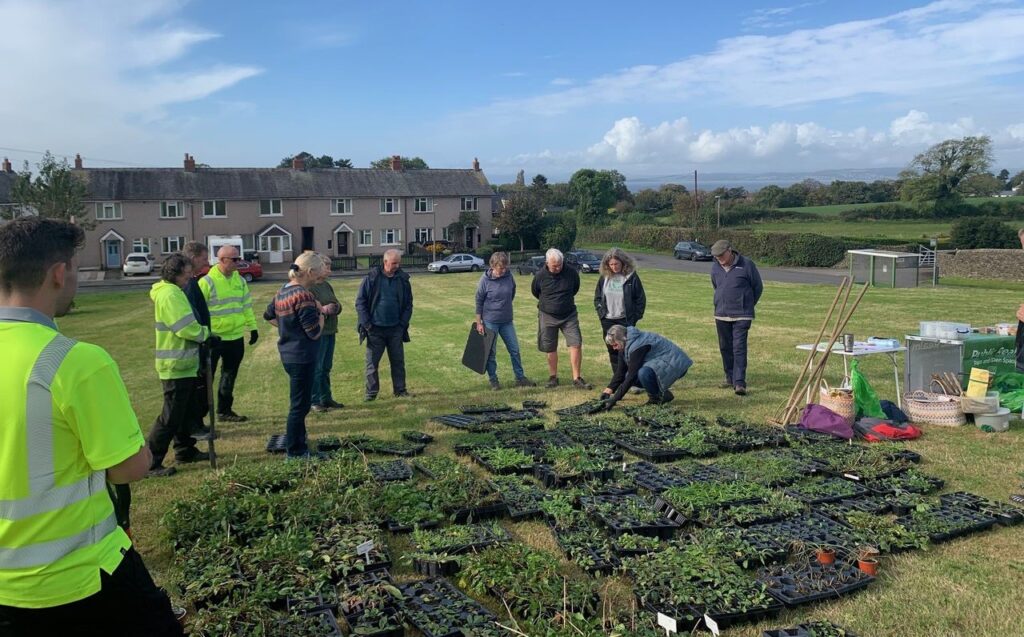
[531,248,593,389]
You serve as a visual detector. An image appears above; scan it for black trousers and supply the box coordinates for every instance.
[186,344,210,432]
[715,319,752,387]
[210,337,244,414]
[365,325,406,397]
[0,548,183,637]
[146,378,198,465]
[600,317,629,374]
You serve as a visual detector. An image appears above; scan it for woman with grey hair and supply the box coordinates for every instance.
[594,247,646,373]
[600,324,692,410]
[475,251,536,389]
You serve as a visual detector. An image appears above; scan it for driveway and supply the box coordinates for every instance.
[605,250,848,285]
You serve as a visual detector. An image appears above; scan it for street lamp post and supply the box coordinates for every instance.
[715,196,721,229]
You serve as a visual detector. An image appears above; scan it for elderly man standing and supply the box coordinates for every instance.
[199,245,258,421]
[355,248,413,401]
[710,239,763,396]
[531,248,592,390]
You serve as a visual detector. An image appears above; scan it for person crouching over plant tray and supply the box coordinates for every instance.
[263,253,325,459]
[599,325,692,410]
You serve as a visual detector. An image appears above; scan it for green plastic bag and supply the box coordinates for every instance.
[851,359,885,419]
[993,372,1024,412]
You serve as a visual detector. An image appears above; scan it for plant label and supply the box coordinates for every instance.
[622,462,627,471]
[843,473,861,481]
[356,540,374,557]
[702,613,720,636]
[656,612,677,634]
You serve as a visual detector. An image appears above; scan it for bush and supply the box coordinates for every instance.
[542,218,577,252]
[839,203,921,221]
[950,217,1019,249]
[719,206,818,226]
[577,224,696,251]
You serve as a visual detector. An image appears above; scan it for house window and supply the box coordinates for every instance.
[414,197,433,213]
[242,234,255,251]
[415,228,433,243]
[442,227,452,241]
[379,198,398,214]
[259,199,282,216]
[332,199,352,215]
[461,197,477,212]
[159,201,183,219]
[258,234,293,252]
[380,228,401,246]
[96,202,122,220]
[358,230,373,247]
[132,238,151,254]
[161,236,185,254]
[203,200,226,217]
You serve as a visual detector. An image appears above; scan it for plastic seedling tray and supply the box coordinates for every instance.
[615,436,687,463]
[266,434,287,453]
[431,414,485,430]
[865,472,944,496]
[370,442,425,458]
[897,506,998,543]
[401,430,434,444]
[369,460,413,483]
[551,529,621,574]
[783,477,868,504]
[383,518,440,534]
[534,464,615,488]
[522,399,547,409]
[286,593,332,615]
[471,452,535,476]
[555,400,607,416]
[316,436,343,452]
[400,578,498,637]
[762,622,859,637]
[940,492,1024,526]
[624,462,690,493]
[581,494,682,539]
[459,403,512,414]
[475,409,540,423]
[451,502,508,524]
[759,561,874,607]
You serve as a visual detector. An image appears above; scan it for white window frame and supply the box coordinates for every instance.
[203,200,226,218]
[332,198,353,216]
[161,236,185,254]
[379,198,399,214]
[358,230,373,247]
[159,201,184,219]
[259,199,282,217]
[380,228,401,246]
[258,234,293,252]
[442,227,452,242]
[415,227,433,243]
[242,234,255,251]
[132,238,151,254]
[461,197,477,212]
[414,197,433,213]
[95,202,122,220]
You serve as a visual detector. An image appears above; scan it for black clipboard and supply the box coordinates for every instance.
[462,323,496,375]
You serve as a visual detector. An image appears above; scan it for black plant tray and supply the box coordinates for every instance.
[556,400,607,416]
[412,459,445,479]
[611,540,666,557]
[623,462,690,493]
[783,424,848,442]
[383,518,440,534]
[784,477,868,504]
[643,598,784,632]
[400,578,498,637]
[339,606,404,637]
[763,622,860,637]
[371,442,426,458]
[475,409,540,423]
[940,492,1024,526]
[369,460,413,483]
[534,464,615,488]
[890,449,922,464]
[471,452,535,476]
[286,593,334,615]
[549,524,622,574]
[451,502,508,524]
[865,473,944,496]
[615,437,687,463]
[523,399,547,409]
[266,433,287,453]
[412,556,461,577]
[759,562,874,608]
[459,403,512,414]
[401,430,434,444]
[896,506,998,543]
[747,513,861,553]
[581,494,683,539]
[316,436,343,452]
[337,570,397,616]
[432,414,486,430]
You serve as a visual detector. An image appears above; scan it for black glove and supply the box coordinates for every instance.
[601,399,616,411]
[249,330,259,345]
[599,392,611,401]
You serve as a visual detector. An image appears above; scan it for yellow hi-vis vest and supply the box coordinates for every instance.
[198,267,256,340]
[0,308,144,608]
[150,280,209,380]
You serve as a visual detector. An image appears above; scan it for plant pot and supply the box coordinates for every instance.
[857,558,879,576]
[816,548,836,565]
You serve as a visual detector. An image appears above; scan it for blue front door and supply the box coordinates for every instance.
[105,240,121,268]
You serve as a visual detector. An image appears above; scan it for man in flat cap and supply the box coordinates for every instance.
[709,239,762,396]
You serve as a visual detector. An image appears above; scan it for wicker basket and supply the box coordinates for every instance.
[819,380,855,425]
[904,384,966,426]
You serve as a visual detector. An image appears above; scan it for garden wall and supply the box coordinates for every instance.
[937,249,1024,281]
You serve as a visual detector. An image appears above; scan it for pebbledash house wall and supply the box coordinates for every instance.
[69,160,494,270]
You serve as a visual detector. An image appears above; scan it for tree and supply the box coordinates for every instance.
[370,156,429,170]
[541,216,576,252]
[529,174,550,203]
[900,136,993,210]
[601,169,631,202]
[960,173,1003,197]
[334,158,354,168]
[495,191,543,252]
[446,210,481,248]
[950,217,1017,249]
[277,152,353,168]
[754,184,784,209]
[10,152,91,228]
[568,169,616,224]
[515,170,525,187]
[998,168,1010,188]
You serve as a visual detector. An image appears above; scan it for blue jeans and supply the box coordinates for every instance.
[283,361,315,457]
[485,320,525,381]
[716,319,752,387]
[635,366,662,398]
[311,334,336,405]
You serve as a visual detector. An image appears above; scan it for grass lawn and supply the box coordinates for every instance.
[779,197,1019,217]
[735,219,963,242]
[59,269,1024,636]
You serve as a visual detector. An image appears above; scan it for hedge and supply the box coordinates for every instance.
[839,199,1024,221]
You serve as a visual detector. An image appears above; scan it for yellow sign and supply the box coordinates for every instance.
[965,367,992,398]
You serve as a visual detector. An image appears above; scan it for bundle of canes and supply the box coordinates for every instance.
[772,277,869,426]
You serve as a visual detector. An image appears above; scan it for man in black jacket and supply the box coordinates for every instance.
[710,239,763,396]
[182,241,217,439]
[532,248,592,390]
[355,249,413,400]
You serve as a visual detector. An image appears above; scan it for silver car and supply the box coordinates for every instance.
[427,253,485,273]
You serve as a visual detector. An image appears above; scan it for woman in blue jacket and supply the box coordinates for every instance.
[475,251,536,390]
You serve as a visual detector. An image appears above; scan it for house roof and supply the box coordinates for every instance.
[72,167,494,201]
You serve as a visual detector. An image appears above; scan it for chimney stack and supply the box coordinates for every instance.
[390,155,402,171]
[184,153,196,172]
[74,153,83,169]
[1,157,11,173]
[292,155,305,171]
[472,157,480,172]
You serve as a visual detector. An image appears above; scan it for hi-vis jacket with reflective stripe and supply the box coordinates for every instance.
[150,280,210,380]
[0,307,144,609]
[198,266,257,340]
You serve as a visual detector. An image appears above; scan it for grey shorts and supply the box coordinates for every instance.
[537,311,582,352]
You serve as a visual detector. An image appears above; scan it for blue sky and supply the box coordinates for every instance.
[2,0,1024,183]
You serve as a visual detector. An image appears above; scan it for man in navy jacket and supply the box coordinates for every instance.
[710,239,763,396]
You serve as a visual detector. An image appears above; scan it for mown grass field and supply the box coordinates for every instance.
[778,196,1017,217]
[61,269,1024,636]
[735,219,965,242]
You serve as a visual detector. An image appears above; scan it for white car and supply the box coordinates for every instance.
[426,253,485,273]
[122,252,154,276]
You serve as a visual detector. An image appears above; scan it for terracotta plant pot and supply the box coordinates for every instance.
[816,548,836,565]
[857,558,879,576]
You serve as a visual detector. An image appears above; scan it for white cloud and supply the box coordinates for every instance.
[0,0,261,165]
[743,1,823,30]
[550,78,574,86]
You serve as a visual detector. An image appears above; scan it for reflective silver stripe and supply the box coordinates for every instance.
[168,314,198,332]
[155,348,198,360]
[0,471,105,521]
[26,335,77,493]
[201,275,216,303]
[207,297,243,307]
[154,322,173,332]
[0,513,117,569]
[209,307,244,317]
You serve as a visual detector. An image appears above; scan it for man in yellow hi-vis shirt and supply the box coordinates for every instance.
[0,218,181,635]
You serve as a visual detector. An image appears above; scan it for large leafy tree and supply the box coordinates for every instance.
[277,152,353,168]
[446,210,480,248]
[900,136,993,210]
[495,191,542,252]
[568,169,616,224]
[10,152,91,227]
[370,156,429,170]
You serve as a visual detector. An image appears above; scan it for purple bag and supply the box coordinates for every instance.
[800,403,854,440]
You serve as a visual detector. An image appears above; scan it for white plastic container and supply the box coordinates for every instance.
[975,407,1011,432]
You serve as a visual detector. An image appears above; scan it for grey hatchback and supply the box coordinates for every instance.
[673,241,712,261]
[516,255,546,275]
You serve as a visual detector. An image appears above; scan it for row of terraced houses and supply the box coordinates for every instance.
[0,154,496,270]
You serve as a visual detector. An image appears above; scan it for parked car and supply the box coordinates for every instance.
[196,260,263,282]
[516,255,546,275]
[426,253,485,273]
[122,252,154,276]
[673,241,712,261]
[566,250,601,273]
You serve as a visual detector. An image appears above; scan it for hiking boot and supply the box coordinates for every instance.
[324,399,345,409]
[191,425,218,441]
[364,393,377,402]
[660,390,675,405]
[394,390,412,398]
[546,375,559,388]
[573,377,593,390]
[734,386,747,396]
[218,411,248,422]
[719,381,734,389]
[489,378,501,391]
[515,377,537,388]
[147,465,177,478]
[311,403,332,413]
[644,394,662,405]
[175,449,210,464]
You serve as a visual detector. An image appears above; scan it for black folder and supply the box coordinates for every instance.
[462,323,496,374]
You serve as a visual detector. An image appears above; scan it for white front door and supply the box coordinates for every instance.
[268,236,284,263]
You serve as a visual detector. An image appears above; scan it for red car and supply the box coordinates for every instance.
[196,260,263,282]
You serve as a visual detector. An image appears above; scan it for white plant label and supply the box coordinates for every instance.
[703,614,720,636]
[356,540,374,556]
[656,612,677,634]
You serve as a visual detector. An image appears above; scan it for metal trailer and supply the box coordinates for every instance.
[848,249,921,288]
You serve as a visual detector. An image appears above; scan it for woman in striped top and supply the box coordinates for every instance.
[264,252,325,458]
